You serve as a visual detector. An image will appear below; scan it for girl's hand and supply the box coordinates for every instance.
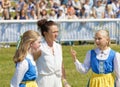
[70,47,77,62]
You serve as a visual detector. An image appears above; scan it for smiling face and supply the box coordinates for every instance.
[94,30,110,50]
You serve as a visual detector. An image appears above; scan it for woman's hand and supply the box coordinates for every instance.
[62,79,71,87]
[64,83,71,87]
[70,47,77,62]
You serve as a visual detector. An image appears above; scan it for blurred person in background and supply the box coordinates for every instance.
[111,0,119,17]
[92,0,105,18]
[57,6,66,19]
[27,0,36,19]
[66,6,78,19]
[0,0,3,17]
[36,0,47,19]
[17,8,28,20]
[2,0,11,20]
[83,0,91,18]
[28,9,37,19]
[104,4,115,18]
[77,7,88,19]
[15,0,27,12]
[48,9,57,20]
[38,9,49,19]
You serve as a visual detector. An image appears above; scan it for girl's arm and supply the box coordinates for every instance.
[114,52,120,87]
[10,60,28,87]
[71,48,91,74]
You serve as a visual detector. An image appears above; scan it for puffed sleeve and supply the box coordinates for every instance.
[74,50,91,74]
[114,52,120,87]
[10,60,28,87]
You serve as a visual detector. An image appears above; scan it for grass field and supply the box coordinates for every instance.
[0,44,120,87]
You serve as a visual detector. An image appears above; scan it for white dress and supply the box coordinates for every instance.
[36,39,63,87]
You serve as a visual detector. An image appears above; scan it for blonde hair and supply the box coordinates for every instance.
[95,29,111,46]
[13,30,40,63]
[107,4,113,12]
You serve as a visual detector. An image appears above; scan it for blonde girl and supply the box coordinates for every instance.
[10,30,41,87]
[71,30,120,87]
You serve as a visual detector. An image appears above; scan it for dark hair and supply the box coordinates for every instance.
[37,19,57,37]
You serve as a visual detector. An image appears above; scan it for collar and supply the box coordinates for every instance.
[95,47,111,55]
[26,53,33,60]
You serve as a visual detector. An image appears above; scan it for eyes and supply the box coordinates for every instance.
[52,31,58,34]
[94,37,102,40]
[48,30,58,34]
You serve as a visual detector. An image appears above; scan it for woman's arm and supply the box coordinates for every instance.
[62,63,71,87]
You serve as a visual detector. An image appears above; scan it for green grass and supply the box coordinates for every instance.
[0,47,16,87]
[0,45,120,87]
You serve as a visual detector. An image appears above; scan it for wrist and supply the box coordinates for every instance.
[62,78,67,82]
[62,78,68,86]
[73,57,77,62]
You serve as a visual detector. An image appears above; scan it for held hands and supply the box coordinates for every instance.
[70,47,77,62]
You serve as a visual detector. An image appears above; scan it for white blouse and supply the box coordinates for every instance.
[36,39,63,77]
[74,47,120,87]
[10,53,36,87]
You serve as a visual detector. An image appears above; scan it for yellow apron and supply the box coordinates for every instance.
[21,81,38,87]
[89,72,114,87]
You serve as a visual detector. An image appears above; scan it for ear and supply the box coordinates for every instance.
[30,43,33,47]
[43,32,47,35]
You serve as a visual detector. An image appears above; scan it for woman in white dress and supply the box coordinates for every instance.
[35,19,71,87]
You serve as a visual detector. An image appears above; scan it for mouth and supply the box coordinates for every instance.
[96,43,100,46]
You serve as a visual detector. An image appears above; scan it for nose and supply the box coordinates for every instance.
[39,43,41,47]
[39,42,41,47]
[95,39,99,42]
[95,39,99,43]
[56,32,58,36]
